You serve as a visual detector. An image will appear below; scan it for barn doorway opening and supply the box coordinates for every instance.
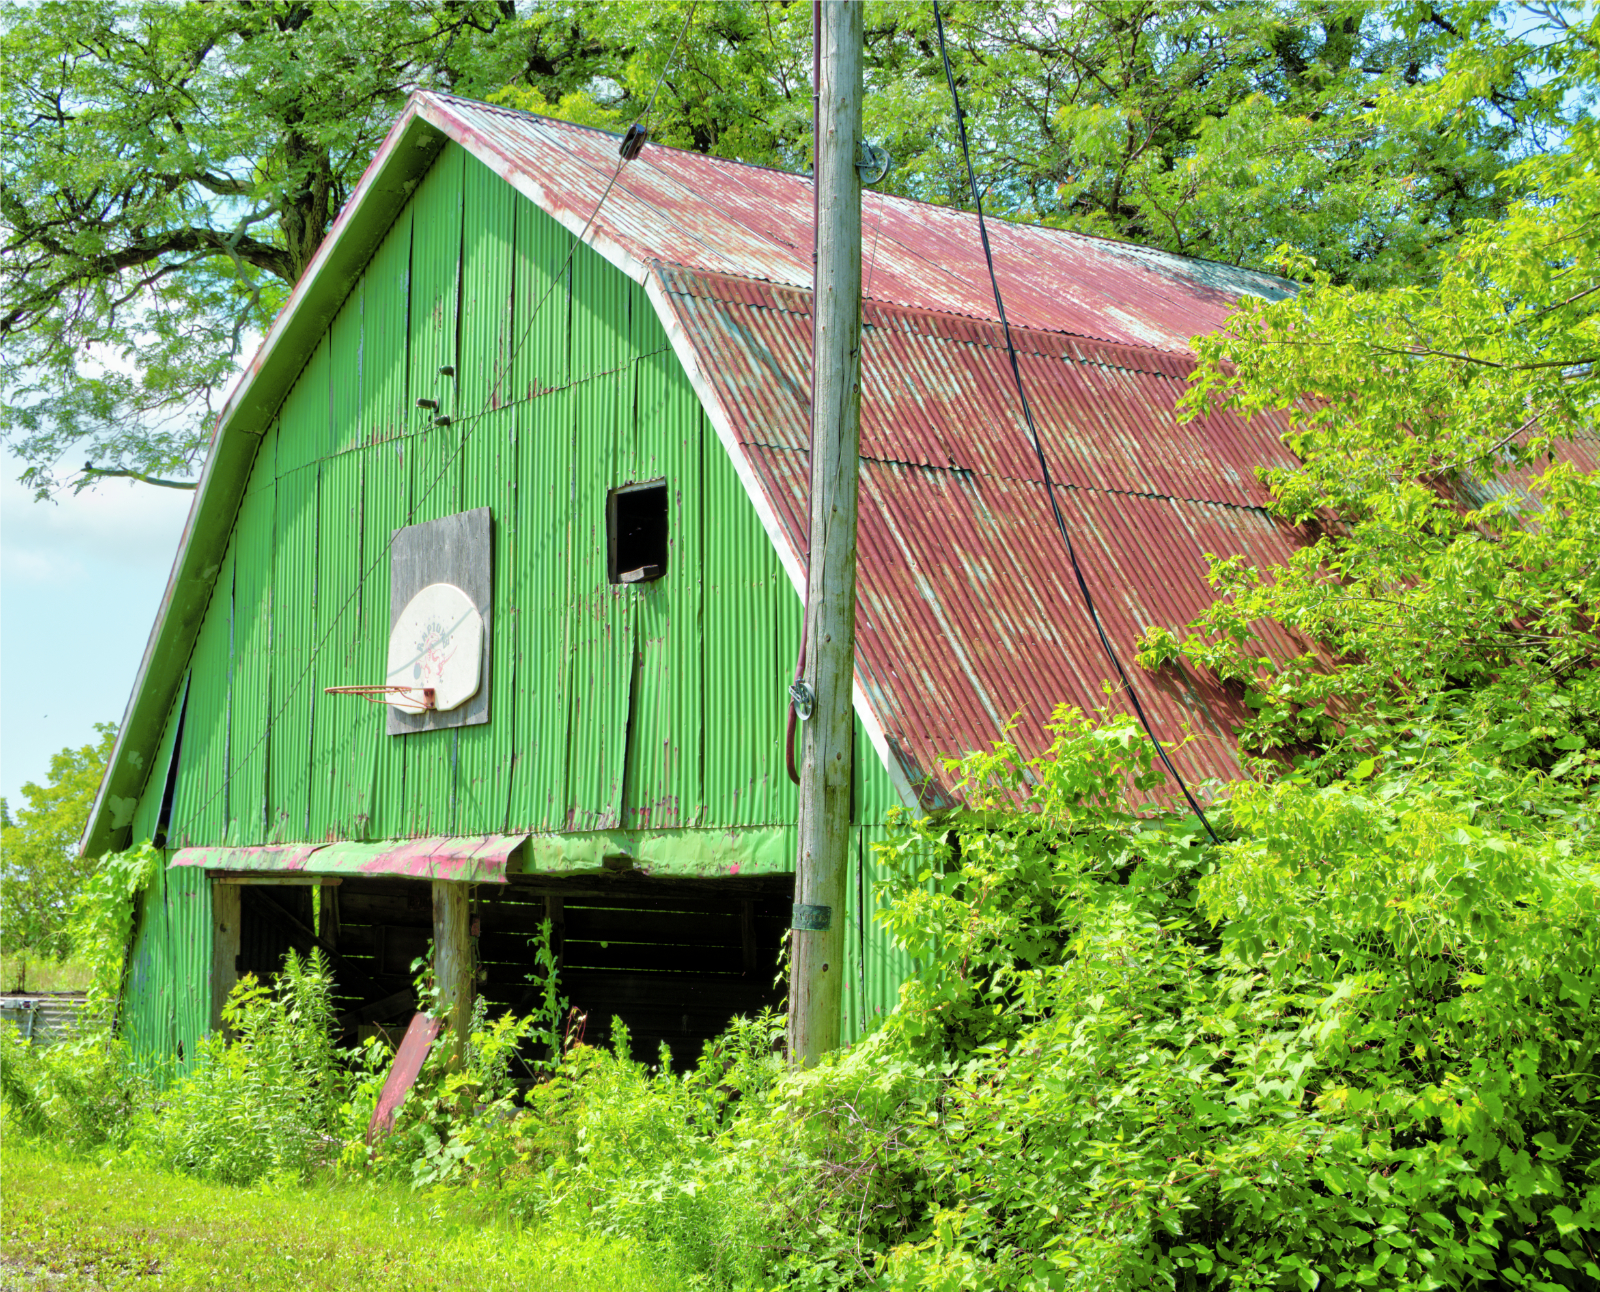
[225,870,792,1069]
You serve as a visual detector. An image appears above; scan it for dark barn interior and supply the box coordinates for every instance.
[232,870,792,1068]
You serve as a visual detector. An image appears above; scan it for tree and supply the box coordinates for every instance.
[1139,6,1600,794]
[1,0,1577,498]
[0,723,119,960]
[0,0,535,498]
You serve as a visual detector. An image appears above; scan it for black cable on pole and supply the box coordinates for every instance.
[930,0,1220,844]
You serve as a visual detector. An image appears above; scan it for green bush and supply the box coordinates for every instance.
[0,1025,144,1153]
[470,709,1599,1291]
[128,950,347,1185]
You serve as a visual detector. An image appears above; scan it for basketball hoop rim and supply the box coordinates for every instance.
[323,684,437,709]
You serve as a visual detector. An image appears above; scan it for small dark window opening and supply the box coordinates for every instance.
[608,480,668,584]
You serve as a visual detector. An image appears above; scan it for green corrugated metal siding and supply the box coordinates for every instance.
[131,140,915,1058]
[330,281,364,458]
[622,349,704,830]
[121,863,210,1068]
[507,387,574,830]
[269,464,318,842]
[364,208,411,442]
[228,477,276,845]
[172,546,233,846]
[309,451,364,840]
[359,443,409,838]
[408,145,462,415]
[132,685,186,844]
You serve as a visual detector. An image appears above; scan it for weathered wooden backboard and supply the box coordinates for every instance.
[387,508,492,735]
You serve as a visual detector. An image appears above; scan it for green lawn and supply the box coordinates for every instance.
[0,1145,687,1291]
[0,953,93,994]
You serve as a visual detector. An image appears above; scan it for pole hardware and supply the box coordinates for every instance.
[792,903,832,932]
[856,140,891,185]
[789,680,816,720]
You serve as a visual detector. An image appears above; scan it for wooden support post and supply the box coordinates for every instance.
[432,880,473,1066]
[789,0,863,1067]
[544,895,565,969]
[210,880,241,1034]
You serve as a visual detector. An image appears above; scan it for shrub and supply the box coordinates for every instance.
[128,950,347,1185]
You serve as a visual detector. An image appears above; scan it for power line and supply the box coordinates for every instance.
[930,0,1221,845]
[173,5,701,838]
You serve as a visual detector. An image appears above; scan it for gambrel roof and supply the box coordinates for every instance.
[87,91,1310,854]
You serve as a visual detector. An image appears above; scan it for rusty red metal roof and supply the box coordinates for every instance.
[656,268,1315,802]
[419,93,1296,354]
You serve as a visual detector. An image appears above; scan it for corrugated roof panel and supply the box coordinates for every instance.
[662,261,1323,804]
[421,92,1294,355]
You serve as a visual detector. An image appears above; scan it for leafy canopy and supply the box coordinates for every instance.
[0,723,117,960]
[2,0,1577,496]
[1138,5,1600,786]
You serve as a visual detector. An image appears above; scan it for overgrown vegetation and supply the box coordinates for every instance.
[0,722,117,962]
[4,8,1597,1289]
[5,709,1596,1289]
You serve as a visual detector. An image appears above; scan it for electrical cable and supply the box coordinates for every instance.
[173,5,701,833]
[785,0,825,787]
[930,0,1220,844]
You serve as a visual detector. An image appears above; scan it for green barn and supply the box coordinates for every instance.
[83,92,1307,1066]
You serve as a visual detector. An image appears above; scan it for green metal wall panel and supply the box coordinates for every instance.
[455,405,518,831]
[507,387,574,830]
[307,451,365,839]
[364,207,411,443]
[228,471,276,844]
[461,152,516,415]
[277,335,331,477]
[359,443,409,840]
[513,174,569,401]
[330,282,364,458]
[571,238,628,384]
[841,822,915,1042]
[565,372,632,831]
[408,145,462,419]
[268,464,318,842]
[121,862,210,1068]
[701,430,801,828]
[132,683,186,844]
[171,547,234,846]
[623,349,704,829]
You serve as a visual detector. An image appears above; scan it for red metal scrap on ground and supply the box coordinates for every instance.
[367,1012,444,1144]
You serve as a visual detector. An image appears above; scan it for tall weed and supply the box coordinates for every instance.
[129,950,346,1185]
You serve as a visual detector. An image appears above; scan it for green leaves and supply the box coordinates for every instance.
[0,723,117,960]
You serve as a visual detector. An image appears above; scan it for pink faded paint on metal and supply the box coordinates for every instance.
[353,834,523,881]
[367,1012,443,1143]
[169,835,524,882]
[656,264,1321,805]
[413,93,1296,355]
[170,844,320,871]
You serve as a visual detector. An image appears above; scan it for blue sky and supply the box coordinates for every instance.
[1,453,191,810]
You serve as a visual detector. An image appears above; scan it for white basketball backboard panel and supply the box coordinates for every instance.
[385,583,483,713]
[387,507,492,735]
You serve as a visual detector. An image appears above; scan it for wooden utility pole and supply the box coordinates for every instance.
[788,0,863,1066]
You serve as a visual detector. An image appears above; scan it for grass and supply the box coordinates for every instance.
[0,1143,690,1291]
[0,952,93,994]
